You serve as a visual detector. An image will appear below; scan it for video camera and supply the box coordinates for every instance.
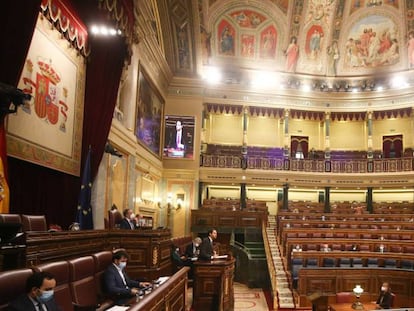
[0,82,31,115]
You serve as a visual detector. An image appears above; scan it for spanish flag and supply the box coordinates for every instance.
[0,157,9,213]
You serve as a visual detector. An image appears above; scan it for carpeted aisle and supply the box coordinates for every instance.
[233,283,270,310]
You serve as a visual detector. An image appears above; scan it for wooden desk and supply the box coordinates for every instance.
[193,257,235,311]
[330,302,378,311]
[127,266,189,310]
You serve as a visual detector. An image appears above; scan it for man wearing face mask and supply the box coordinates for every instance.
[104,250,151,305]
[119,208,136,230]
[184,237,202,259]
[8,271,61,311]
[375,282,393,309]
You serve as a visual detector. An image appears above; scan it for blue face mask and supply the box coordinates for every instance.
[38,290,54,303]
[118,262,127,270]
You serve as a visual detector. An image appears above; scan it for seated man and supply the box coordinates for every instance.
[375,282,393,309]
[119,208,136,230]
[8,271,61,311]
[185,237,202,259]
[104,250,150,305]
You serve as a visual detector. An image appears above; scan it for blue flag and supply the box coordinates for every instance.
[76,148,93,229]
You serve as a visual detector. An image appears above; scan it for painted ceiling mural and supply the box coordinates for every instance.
[196,0,411,77]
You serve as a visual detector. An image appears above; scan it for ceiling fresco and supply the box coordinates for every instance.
[160,0,414,79]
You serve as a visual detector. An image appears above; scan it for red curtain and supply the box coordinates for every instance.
[383,135,403,158]
[291,136,309,159]
[82,35,127,178]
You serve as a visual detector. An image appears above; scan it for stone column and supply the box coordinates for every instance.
[282,184,289,210]
[367,111,373,158]
[324,112,330,159]
[284,109,290,158]
[240,183,246,209]
[324,187,331,213]
[367,187,373,213]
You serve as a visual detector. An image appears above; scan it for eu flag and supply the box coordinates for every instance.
[76,148,93,229]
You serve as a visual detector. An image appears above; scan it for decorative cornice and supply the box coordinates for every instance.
[40,0,88,56]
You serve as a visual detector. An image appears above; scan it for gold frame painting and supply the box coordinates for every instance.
[134,65,164,158]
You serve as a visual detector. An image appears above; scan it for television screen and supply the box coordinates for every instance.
[163,115,195,159]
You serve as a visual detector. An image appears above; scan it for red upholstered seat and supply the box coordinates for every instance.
[21,214,47,231]
[336,292,354,303]
[92,251,114,309]
[0,213,21,225]
[0,268,33,310]
[68,256,98,310]
[108,210,123,229]
[35,261,73,311]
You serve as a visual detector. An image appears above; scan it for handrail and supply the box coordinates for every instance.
[262,219,278,309]
[231,240,252,259]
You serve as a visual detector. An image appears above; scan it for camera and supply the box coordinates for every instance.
[0,82,31,115]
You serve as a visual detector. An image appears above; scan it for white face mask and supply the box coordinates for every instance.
[381,286,387,292]
[118,262,127,270]
[195,243,199,247]
[129,213,136,220]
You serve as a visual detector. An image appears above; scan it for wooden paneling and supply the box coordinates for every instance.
[24,229,173,280]
[191,210,267,230]
[193,258,235,311]
[298,268,414,308]
[127,267,189,311]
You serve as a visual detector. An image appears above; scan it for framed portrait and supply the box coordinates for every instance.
[135,66,164,157]
[163,115,195,159]
[6,15,85,176]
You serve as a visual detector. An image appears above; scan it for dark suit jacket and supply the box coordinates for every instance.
[104,263,141,303]
[119,218,135,230]
[185,242,199,258]
[376,291,392,309]
[199,237,213,260]
[7,294,61,311]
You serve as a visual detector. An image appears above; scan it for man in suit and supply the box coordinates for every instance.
[375,282,393,309]
[8,271,61,311]
[119,208,136,230]
[185,237,202,259]
[199,229,218,260]
[104,250,151,305]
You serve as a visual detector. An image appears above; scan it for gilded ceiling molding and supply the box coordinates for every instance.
[40,0,88,56]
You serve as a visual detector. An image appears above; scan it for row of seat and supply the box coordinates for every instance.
[0,251,114,311]
[290,243,413,253]
[292,257,414,269]
[290,257,414,290]
[0,213,47,231]
[285,231,414,240]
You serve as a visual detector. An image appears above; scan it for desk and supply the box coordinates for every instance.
[193,257,235,311]
[127,266,189,310]
[330,302,378,311]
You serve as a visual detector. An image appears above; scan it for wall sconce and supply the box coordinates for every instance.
[157,193,182,212]
[352,285,364,309]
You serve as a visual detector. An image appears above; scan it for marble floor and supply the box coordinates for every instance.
[187,282,271,311]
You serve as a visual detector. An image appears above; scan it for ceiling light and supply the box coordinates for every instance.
[251,71,279,89]
[90,24,122,36]
[203,66,222,84]
[391,76,408,88]
[302,84,311,92]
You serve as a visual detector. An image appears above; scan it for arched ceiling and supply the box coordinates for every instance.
[155,0,414,107]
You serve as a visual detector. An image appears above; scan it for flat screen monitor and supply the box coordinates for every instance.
[0,222,22,243]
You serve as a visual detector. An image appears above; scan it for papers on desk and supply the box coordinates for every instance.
[105,306,129,311]
[213,255,228,259]
[190,257,198,261]
[156,276,169,285]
